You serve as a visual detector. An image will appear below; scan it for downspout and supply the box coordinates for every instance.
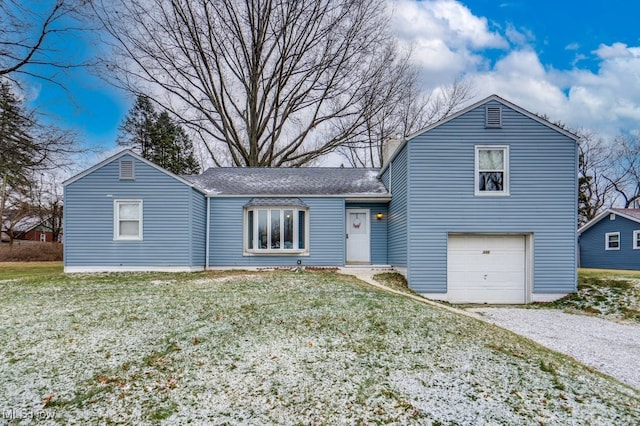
[205,196,210,270]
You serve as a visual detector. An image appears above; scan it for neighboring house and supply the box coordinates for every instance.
[63,95,578,304]
[2,215,40,243]
[21,222,63,243]
[578,208,640,270]
[1,216,62,243]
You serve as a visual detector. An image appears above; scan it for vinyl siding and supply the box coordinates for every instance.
[580,215,640,270]
[64,154,201,267]
[407,100,577,294]
[345,202,388,264]
[383,145,408,267]
[190,189,207,266]
[208,197,345,266]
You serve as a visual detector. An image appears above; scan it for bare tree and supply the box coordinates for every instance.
[0,81,78,243]
[605,132,640,208]
[577,130,618,225]
[0,171,35,245]
[93,0,420,167]
[30,173,65,243]
[0,0,90,86]
[337,78,473,167]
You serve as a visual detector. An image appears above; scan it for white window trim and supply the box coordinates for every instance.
[243,206,309,255]
[634,230,640,250]
[475,145,509,196]
[114,199,143,241]
[605,232,620,251]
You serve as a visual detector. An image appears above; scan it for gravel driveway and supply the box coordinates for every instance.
[470,308,640,389]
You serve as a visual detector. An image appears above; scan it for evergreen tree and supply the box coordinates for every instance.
[118,95,201,174]
[1,80,77,244]
[0,81,37,184]
[0,81,37,238]
[117,95,156,159]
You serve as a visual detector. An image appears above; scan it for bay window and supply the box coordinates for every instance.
[245,201,308,254]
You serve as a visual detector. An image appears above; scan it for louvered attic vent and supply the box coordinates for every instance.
[486,105,502,128]
[119,159,135,180]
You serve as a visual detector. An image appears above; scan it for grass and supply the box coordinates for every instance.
[0,267,638,424]
[0,261,63,279]
[541,269,640,322]
[372,272,415,295]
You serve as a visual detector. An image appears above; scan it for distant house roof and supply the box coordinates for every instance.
[610,208,640,221]
[578,208,640,234]
[183,167,389,197]
[2,214,42,233]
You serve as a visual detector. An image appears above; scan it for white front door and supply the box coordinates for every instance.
[346,209,370,263]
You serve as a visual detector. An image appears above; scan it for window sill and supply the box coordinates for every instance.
[244,250,309,257]
[474,191,510,197]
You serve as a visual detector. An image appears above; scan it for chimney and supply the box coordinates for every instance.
[382,137,403,167]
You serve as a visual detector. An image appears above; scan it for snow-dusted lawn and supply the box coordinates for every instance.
[1,270,638,424]
[542,268,640,323]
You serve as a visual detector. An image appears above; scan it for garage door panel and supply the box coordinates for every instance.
[448,288,525,304]
[447,235,526,304]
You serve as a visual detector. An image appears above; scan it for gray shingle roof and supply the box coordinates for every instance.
[244,198,308,208]
[611,208,640,221]
[183,167,388,196]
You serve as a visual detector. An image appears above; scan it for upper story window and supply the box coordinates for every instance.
[475,146,509,196]
[634,230,640,250]
[605,232,620,250]
[244,199,309,254]
[114,200,143,240]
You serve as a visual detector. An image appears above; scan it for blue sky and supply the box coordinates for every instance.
[467,1,638,72]
[19,0,640,164]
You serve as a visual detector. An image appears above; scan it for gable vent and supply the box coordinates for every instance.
[119,159,135,180]
[486,106,502,128]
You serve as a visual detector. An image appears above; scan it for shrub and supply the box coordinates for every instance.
[0,242,63,262]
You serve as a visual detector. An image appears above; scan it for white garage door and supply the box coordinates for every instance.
[447,235,526,304]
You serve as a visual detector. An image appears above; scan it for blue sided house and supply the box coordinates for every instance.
[578,208,640,270]
[64,95,579,304]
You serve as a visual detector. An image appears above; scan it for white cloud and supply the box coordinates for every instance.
[390,1,640,137]
[593,42,638,59]
[390,0,507,81]
[505,24,534,47]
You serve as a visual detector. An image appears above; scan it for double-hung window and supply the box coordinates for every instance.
[634,230,640,250]
[245,201,308,254]
[475,145,509,195]
[605,232,620,250]
[114,200,143,240]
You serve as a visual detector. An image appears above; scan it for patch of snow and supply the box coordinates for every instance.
[0,272,638,424]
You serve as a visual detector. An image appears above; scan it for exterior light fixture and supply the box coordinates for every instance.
[376,212,383,220]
